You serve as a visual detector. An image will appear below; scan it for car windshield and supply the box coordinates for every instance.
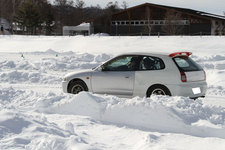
[173,56,203,72]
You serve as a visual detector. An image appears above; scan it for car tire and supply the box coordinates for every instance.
[68,80,88,94]
[147,84,171,97]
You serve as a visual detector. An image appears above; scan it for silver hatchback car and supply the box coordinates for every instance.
[62,52,207,99]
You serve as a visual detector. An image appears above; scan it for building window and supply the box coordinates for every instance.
[185,20,189,25]
[111,19,189,26]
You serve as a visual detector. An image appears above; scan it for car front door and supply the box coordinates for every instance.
[91,55,140,96]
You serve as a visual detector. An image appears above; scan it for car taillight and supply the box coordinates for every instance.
[180,71,187,82]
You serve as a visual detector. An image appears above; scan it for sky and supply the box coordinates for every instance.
[75,0,224,15]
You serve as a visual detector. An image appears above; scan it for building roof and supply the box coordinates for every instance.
[112,3,225,21]
[63,23,91,31]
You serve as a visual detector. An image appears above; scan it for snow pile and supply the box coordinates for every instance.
[0,51,111,71]
[0,109,90,150]
[0,87,63,109]
[0,88,92,149]
[39,92,225,138]
[0,70,60,84]
[0,51,111,85]
[1,87,225,149]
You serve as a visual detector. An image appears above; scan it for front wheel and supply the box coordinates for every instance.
[146,85,171,97]
[68,81,88,94]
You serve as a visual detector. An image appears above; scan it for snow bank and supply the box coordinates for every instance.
[39,92,225,139]
[0,88,91,149]
[1,36,225,55]
[1,36,225,149]
[0,108,90,150]
[0,51,111,71]
[0,51,112,85]
[0,70,60,84]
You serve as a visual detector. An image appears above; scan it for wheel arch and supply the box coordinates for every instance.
[67,78,88,93]
[146,84,171,97]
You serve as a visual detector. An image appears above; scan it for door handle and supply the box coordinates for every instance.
[125,76,130,78]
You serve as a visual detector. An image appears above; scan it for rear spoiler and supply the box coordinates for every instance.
[169,52,192,57]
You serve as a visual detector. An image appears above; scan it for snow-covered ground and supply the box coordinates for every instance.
[0,35,225,149]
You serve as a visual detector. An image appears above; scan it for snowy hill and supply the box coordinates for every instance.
[0,35,225,149]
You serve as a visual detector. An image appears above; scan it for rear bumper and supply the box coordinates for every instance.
[168,81,207,98]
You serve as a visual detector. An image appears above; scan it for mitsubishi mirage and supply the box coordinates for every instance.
[62,52,207,99]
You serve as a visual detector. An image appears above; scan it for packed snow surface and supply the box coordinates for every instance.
[1,35,225,150]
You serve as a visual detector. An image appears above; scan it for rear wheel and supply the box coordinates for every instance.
[147,85,171,97]
[68,80,88,94]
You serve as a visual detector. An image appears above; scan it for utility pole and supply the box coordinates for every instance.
[0,0,2,25]
[12,0,16,34]
[115,22,118,36]
[0,0,3,35]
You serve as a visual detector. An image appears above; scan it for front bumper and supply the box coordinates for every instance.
[62,81,69,93]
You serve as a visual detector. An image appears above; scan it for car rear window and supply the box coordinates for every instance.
[173,56,203,72]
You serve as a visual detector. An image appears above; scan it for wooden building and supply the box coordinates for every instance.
[93,3,225,36]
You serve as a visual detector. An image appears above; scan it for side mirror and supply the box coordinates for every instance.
[101,65,106,71]
[95,65,109,71]
[101,65,109,71]
[95,65,104,71]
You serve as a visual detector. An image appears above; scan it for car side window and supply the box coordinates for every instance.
[102,55,141,71]
[140,56,165,70]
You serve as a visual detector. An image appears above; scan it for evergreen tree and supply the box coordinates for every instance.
[14,0,42,34]
[42,5,54,35]
[37,1,55,35]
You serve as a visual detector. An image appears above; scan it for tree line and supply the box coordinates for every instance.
[0,0,127,35]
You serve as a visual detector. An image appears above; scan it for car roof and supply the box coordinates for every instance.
[117,52,170,57]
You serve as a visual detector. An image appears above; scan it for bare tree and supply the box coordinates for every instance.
[141,7,154,35]
[146,9,153,35]
[161,10,184,35]
[105,1,120,14]
[103,1,120,33]
[75,0,85,9]
[121,1,128,10]
[54,0,73,34]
